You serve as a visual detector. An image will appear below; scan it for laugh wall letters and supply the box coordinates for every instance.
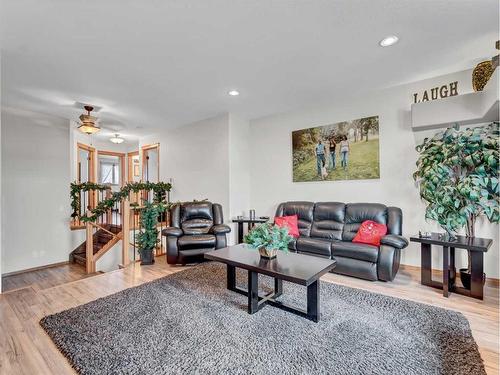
[413,81,459,103]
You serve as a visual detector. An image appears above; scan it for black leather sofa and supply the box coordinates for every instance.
[275,201,408,281]
[162,201,231,265]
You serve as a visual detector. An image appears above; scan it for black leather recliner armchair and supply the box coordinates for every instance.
[276,201,409,281]
[162,201,230,265]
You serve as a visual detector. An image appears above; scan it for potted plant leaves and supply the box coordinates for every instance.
[244,223,293,259]
[136,201,165,265]
[413,122,499,288]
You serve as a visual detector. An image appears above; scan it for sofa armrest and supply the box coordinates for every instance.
[380,234,408,249]
[162,227,183,237]
[211,224,231,235]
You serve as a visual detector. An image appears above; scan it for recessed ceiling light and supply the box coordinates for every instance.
[379,35,399,47]
[228,90,240,96]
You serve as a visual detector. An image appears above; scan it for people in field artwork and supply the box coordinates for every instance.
[292,116,380,182]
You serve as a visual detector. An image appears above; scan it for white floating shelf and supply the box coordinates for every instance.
[411,68,499,131]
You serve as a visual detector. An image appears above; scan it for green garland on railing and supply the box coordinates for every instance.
[70,181,172,223]
[70,182,109,218]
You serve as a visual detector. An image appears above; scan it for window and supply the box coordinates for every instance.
[98,153,124,186]
[100,162,120,185]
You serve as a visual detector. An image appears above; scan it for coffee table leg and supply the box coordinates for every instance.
[307,280,320,322]
[274,278,283,298]
[248,271,259,314]
[227,265,236,291]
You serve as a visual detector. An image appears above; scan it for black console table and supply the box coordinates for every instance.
[232,217,268,243]
[410,233,492,300]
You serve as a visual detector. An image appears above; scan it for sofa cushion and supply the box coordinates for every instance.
[181,202,213,221]
[332,241,379,262]
[296,237,332,257]
[274,215,300,238]
[178,234,216,250]
[277,201,314,237]
[181,219,214,235]
[352,220,387,246]
[342,203,388,241]
[310,202,345,240]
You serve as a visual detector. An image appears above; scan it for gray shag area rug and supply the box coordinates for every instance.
[40,262,485,375]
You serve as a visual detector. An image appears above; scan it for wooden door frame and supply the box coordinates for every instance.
[97,150,126,187]
[77,142,97,211]
[77,143,96,183]
[141,143,160,182]
[127,150,140,183]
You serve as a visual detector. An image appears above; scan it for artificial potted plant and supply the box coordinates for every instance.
[413,122,499,288]
[244,223,293,259]
[136,201,165,265]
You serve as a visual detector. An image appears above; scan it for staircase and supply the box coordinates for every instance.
[69,181,171,273]
[70,224,123,267]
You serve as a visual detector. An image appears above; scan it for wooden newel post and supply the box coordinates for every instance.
[85,211,94,274]
[122,199,131,267]
[105,189,112,224]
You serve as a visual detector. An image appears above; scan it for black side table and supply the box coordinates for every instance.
[232,217,268,244]
[410,233,493,300]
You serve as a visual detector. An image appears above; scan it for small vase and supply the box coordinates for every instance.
[259,247,277,259]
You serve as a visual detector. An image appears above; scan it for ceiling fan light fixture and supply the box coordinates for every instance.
[78,105,101,134]
[110,133,124,144]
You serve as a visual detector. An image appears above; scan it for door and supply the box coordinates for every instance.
[142,144,159,183]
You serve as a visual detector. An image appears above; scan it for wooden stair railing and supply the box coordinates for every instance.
[70,186,112,230]
[70,186,125,273]
[85,221,123,273]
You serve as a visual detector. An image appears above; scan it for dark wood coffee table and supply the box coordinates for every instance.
[204,244,336,322]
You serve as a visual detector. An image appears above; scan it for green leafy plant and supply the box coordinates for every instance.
[136,201,165,260]
[244,223,293,251]
[413,122,499,238]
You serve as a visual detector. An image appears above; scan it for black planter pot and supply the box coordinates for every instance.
[459,268,485,290]
[140,249,155,265]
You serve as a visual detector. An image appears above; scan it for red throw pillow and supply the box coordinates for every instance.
[352,220,387,246]
[274,215,300,238]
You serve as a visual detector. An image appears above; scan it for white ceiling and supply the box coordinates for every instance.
[1,0,498,140]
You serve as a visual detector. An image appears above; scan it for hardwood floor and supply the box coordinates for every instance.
[1,263,102,293]
[0,257,498,374]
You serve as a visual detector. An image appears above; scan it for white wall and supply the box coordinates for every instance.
[139,114,231,219]
[139,113,253,245]
[228,114,251,244]
[249,69,499,278]
[1,108,72,274]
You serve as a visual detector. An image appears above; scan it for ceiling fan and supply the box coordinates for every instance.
[78,105,100,134]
